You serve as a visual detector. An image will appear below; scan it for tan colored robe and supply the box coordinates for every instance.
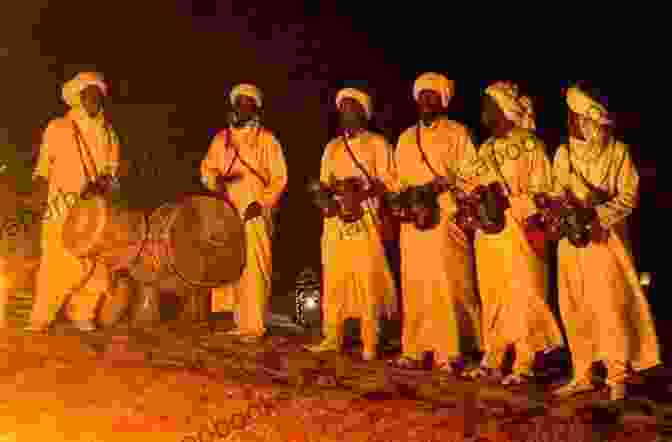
[392,117,481,362]
[31,110,120,326]
[474,128,564,375]
[319,130,398,354]
[201,125,287,337]
[552,137,660,384]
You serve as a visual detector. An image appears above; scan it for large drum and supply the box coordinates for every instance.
[128,193,245,289]
[62,193,147,267]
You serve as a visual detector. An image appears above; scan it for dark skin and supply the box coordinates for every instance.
[31,86,103,201]
[229,94,263,221]
[416,90,443,126]
[410,90,444,222]
[566,110,610,243]
[481,94,514,138]
[79,85,121,195]
[80,85,104,118]
[567,110,586,141]
[243,200,263,222]
[320,98,368,218]
[233,95,259,126]
[338,97,367,133]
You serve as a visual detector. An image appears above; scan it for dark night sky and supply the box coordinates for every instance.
[0,1,657,313]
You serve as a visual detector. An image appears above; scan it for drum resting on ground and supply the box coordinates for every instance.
[62,191,246,325]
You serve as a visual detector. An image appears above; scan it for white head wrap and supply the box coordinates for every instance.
[413,72,454,108]
[335,88,372,120]
[61,72,108,108]
[485,81,536,130]
[566,86,612,125]
[230,83,262,108]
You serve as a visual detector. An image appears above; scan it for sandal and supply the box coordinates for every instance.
[501,373,531,386]
[387,356,421,369]
[238,334,264,343]
[303,341,340,353]
[435,357,461,374]
[552,378,595,398]
[435,362,455,374]
[462,366,503,381]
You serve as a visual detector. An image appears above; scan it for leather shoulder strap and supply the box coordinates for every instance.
[225,126,269,187]
[341,132,374,186]
[71,120,98,184]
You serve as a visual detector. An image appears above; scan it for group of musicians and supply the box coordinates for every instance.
[14,71,658,402]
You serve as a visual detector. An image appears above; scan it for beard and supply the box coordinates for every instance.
[339,112,365,131]
[419,110,439,126]
[229,110,259,127]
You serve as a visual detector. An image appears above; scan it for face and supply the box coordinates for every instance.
[338,97,367,131]
[568,110,605,142]
[578,114,602,141]
[416,90,443,124]
[567,110,584,140]
[80,85,103,118]
[234,95,259,124]
[480,94,507,133]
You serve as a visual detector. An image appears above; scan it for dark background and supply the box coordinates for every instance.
[0,1,660,349]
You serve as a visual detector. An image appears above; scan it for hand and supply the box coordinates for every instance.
[432,174,455,192]
[243,201,263,222]
[99,174,120,192]
[411,206,435,229]
[216,173,242,192]
[589,217,609,243]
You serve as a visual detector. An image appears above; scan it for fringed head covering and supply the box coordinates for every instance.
[565,83,612,125]
[485,81,536,130]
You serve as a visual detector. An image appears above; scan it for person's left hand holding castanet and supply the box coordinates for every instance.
[243,201,263,222]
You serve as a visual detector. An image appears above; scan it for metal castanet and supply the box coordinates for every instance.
[128,193,245,289]
[62,192,147,267]
[307,180,339,214]
[383,178,476,231]
[331,176,371,223]
[531,191,600,248]
[404,182,442,230]
[472,182,510,235]
[309,177,380,223]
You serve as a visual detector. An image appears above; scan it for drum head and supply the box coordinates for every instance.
[168,195,245,287]
[62,194,107,257]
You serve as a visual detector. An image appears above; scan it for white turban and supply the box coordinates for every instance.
[61,72,108,108]
[566,86,612,125]
[336,88,372,120]
[413,72,455,108]
[230,83,263,108]
[485,81,536,130]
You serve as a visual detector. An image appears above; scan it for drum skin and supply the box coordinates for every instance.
[129,193,245,290]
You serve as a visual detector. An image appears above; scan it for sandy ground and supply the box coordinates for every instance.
[0,321,666,442]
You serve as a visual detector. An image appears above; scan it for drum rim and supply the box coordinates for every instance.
[166,195,245,288]
[131,202,179,284]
